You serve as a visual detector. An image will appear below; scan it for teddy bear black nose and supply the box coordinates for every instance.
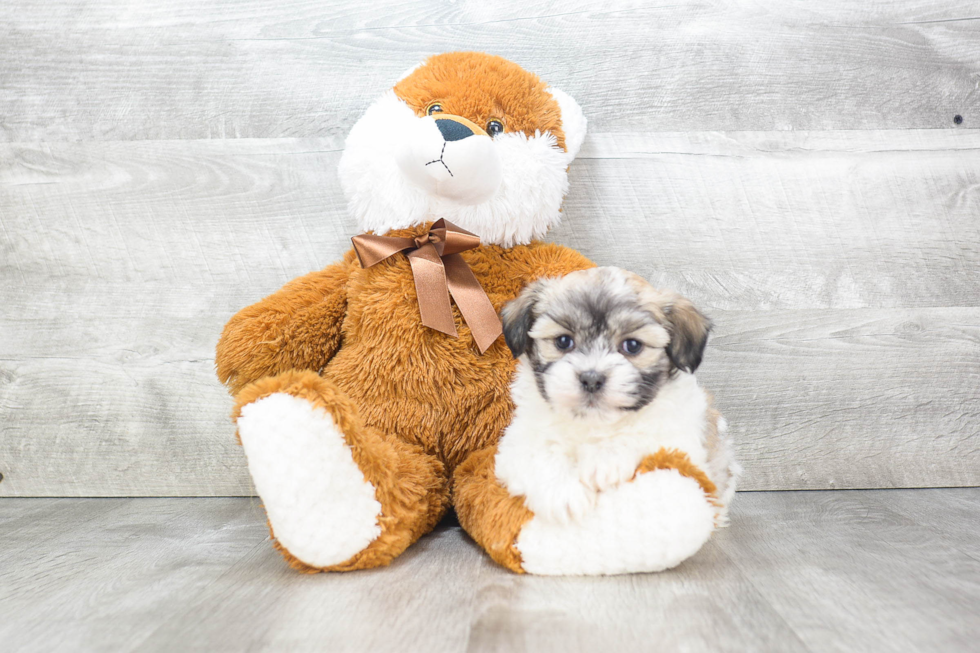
[435,118,474,142]
[579,371,606,394]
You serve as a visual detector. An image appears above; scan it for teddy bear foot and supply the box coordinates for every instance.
[238,392,385,569]
[233,370,450,571]
[514,467,717,576]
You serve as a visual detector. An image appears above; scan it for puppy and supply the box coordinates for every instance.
[495,266,739,524]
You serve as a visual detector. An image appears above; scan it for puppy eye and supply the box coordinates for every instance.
[487,120,504,137]
[427,104,443,115]
[555,335,574,351]
[621,339,643,355]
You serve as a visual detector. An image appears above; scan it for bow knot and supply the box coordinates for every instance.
[351,219,503,354]
[413,233,432,250]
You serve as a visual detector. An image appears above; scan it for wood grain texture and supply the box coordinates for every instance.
[1,0,979,141]
[0,498,265,651]
[866,488,980,562]
[2,492,979,652]
[562,131,980,310]
[1,132,977,495]
[702,307,980,490]
[724,491,980,652]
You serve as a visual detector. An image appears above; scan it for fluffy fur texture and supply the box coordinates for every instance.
[238,393,383,568]
[545,87,586,160]
[495,365,722,519]
[220,53,726,575]
[452,447,535,573]
[516,466,716,575]
[231,370,450,571]
[455,444,724,575]
[219,229,595,570]
[461,268,739,574]
[339,52,584,247]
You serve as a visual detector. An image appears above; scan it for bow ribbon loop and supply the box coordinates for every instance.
[351,219,503,354]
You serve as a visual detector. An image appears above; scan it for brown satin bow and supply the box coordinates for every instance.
[351,219,503,354]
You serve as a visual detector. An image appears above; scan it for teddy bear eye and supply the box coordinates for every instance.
[555,335,574,351]
[621,339,643,355]
[427,104,443,115]
[487,120,504,136]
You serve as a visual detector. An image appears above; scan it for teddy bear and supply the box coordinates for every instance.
[216,51,730,575]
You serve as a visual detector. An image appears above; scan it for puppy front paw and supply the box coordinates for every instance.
[526,482,597,524]
[581,457,641,494]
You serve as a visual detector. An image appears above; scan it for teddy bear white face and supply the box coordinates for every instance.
[393,109,503,205]
[338,52,586,248]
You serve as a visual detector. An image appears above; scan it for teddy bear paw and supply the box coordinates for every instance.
[515,468,716,575]
[237,393,383,568]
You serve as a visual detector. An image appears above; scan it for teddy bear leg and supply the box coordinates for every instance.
[513,449,720,576]
[456,445,721,576]
[233,370,449,572]
[453,446,534,573]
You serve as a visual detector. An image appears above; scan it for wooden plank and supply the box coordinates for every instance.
[701,307,980,490]
[561,130,980,310]
[2,492,979,651]
[136,520,487,653]
[1,132,977,495]
[137,513,806,653]
[462,538,810,653]
[1,0,979,141]
[0,498,264,651]
[0,307,976,496]
[0,498,123,555]
[866,488,980,562]
[723,490,980,652]
[0,497,64,528]
[2,131,977,315]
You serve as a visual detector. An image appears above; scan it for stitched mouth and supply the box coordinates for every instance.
[424,142,454,177]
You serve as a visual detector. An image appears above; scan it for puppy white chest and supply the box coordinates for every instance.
[495,368,717,575]
[496,368,710,523]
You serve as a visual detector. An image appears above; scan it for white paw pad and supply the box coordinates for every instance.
[238,393,383,567]
[516,470,715,576]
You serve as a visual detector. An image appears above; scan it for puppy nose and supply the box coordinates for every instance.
[435,117,474,142]
[579,371,606,394]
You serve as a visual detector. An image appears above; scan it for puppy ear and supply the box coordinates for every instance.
[500,282,543,358]
[546,87,587,162]
[663,295,712,373]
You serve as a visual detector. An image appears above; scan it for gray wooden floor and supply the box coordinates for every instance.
[2,490,979,652]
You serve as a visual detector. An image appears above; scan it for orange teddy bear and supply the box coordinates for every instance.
[216,52,730,574]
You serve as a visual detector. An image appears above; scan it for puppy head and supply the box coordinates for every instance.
[501,267,711,419]
[339,52,586,247]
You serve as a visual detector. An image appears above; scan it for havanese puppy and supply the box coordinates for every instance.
[494,266,739,525]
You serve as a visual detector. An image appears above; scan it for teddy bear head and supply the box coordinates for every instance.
[338,52,587,248]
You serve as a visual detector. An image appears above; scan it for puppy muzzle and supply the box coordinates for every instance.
[395,114,503,205]
[579,370,606,394]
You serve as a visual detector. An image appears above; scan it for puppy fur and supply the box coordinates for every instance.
[496,267,739,524]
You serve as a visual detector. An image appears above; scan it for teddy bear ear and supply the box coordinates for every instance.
[396,62,424,82]
[546,87,587,162]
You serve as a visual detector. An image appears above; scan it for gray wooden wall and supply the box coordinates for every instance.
[1,0,977,496]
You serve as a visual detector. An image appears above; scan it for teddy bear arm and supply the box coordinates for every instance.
[633,448,718,500]
[216,254,355,395]
[453,446,534,573]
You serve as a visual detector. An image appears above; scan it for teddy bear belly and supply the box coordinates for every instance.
[515,469,716,575]
[322,341,516,465]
